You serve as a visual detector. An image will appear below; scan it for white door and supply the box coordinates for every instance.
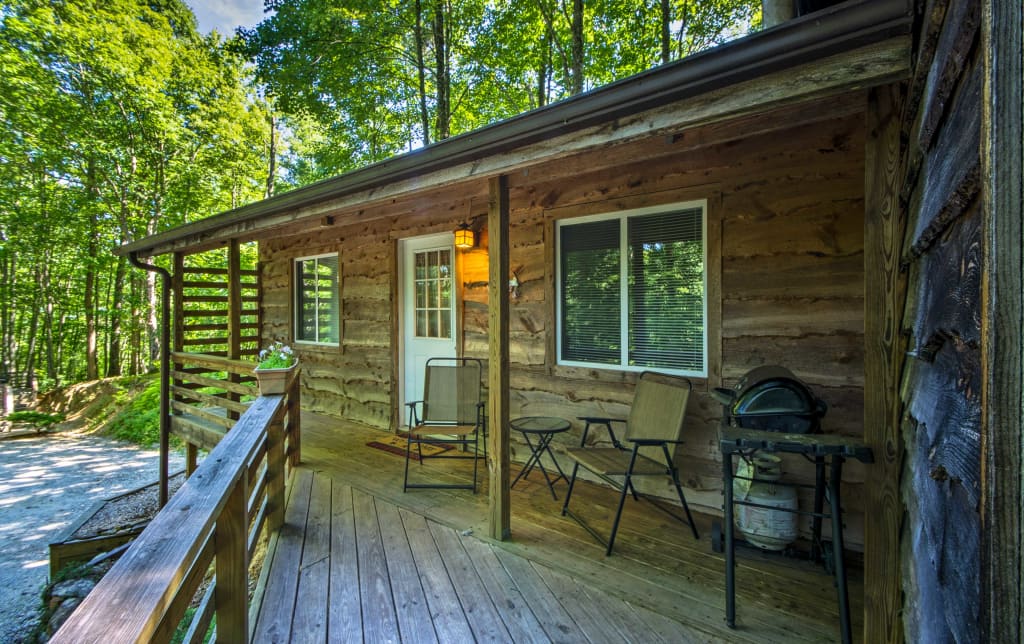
[399,233,456,425]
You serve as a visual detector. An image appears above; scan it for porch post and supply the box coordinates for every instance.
[863,83,906,641]
[227,239,242,421]
[487,175,511,540]
[981,0,1023,639]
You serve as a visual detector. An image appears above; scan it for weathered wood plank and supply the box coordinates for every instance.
[863,83,907,643]
[327,485,362,643]
[170,400,235,430]
[488,174,511,540]
[171,385,250,415]
[981,0,1024,640]
[352,489,401,643]
[376,501,439,644]
[459,535,548,642]
[252,468,312,643]
[490,547,587,643]
[290,471,331,643]
[214,475,248,642]
[397,509,476,643]
[426,520,514,643]
[170,414,227,451]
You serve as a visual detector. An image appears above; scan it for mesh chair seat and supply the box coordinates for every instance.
[564,447,670,476]
[407,423,478,437]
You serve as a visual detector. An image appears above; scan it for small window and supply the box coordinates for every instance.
[295,254,339,345]
[557,202,707,376]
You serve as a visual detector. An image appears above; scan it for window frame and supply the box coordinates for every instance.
[293,252,341,347]
[555,200,709,378]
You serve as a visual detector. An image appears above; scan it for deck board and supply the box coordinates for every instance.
[251,414,866,643]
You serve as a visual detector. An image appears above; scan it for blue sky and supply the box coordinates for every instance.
[188,1,267,36]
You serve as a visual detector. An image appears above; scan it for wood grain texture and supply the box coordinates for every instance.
[863,84,907,644]
[981,0,1024,640]
[488,175,511,540]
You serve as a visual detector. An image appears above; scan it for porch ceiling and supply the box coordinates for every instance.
[119,0,911,259]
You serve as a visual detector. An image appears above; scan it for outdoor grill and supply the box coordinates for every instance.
[711,365,827,434]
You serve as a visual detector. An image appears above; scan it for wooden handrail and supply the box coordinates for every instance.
[52,368,301,643]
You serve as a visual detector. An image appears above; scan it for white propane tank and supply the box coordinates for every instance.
[733,454,798,550]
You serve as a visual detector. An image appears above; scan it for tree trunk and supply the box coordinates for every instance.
[570,0,583,94]
[106,255,126,378]
[433,1,450,140]
[660,0,671,64]
[266,111,277,198]
[414,0,431,145]
[85,158,99,381]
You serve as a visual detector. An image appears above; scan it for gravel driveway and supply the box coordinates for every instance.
[0,432,183,642]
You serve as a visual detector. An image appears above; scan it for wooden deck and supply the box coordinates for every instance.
[251,413,864,643]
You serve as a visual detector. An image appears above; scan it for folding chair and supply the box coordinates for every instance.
[561,371,700,555]
[403,357,485,492]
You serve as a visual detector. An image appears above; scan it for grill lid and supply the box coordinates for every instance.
[714,365,827,433]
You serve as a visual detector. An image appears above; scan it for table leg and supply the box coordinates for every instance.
[723,450,736,628]
[511,432,542,488]
[829,456,852,644]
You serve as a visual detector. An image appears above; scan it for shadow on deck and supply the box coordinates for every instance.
[251,412,864,643]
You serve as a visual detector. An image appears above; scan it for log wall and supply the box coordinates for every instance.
[887,1,984,642]
[259,93,869,547]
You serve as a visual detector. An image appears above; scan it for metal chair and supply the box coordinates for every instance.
[561,371,700,554]
[403,357,485,492]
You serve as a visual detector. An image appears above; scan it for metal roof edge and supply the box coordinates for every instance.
[117,0,911,257]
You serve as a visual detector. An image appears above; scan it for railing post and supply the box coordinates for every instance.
[287,369,301,469]
[215,473,249,642]
[267,405,286,533]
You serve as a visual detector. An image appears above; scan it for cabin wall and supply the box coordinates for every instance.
[259,97,868,547]
[892,1,983,642]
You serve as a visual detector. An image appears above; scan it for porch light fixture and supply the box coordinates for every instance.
[454,222,475,249]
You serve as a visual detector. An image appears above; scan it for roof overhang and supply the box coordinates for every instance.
[119,0,912,258]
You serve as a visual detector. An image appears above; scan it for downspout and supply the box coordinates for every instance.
[128,251,171,507]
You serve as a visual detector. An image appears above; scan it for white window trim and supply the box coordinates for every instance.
[294,252,340,347]
[555,199,708,378]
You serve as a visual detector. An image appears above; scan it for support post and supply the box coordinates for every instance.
[862,84,907,641]
[981,1,1023,640]
[267,404,286,533]
[227,240,242,421]
[214,473,248,642]
[487,175,511,541]
[287,368,301,469]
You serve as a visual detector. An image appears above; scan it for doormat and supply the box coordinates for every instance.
[366,434,451,461]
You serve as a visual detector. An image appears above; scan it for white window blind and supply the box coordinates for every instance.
[558,203,706,376]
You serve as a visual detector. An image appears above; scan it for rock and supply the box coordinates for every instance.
[50,578,95,600]
[47,597,81,634]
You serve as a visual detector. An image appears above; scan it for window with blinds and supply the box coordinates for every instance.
[295,254,339,344]
[557,202,706,376]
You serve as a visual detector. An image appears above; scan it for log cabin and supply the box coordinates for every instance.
[53,0,1022,642]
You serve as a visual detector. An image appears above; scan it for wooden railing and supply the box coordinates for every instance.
[52,364,300,643]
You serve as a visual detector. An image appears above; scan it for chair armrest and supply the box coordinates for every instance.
[576,416,627,448]
[405,400,423,427]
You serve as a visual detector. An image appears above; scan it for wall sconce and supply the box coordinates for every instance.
[454,222,475,249]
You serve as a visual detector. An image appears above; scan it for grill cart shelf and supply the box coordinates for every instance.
[718,426,873,644]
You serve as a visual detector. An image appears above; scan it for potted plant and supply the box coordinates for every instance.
[253,341,298,395]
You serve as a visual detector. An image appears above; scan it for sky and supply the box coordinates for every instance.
[188,1,267,36]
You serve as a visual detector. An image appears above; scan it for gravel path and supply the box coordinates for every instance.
[0,432,183,642]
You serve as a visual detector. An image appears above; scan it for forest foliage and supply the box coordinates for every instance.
[0,0,760,394]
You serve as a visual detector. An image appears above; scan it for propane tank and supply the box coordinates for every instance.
[733,454,798,550]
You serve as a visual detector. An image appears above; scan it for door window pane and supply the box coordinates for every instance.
[413,249,452,339]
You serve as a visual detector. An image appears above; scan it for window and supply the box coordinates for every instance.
[557,202,706,376]
[413,248,453,339]
[295,254,339,344]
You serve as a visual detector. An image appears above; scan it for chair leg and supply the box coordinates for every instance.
[561,462,581,516]
[664,445,699,540]
[403,434,413,492]
[471,431,479,494]
[606,447,641,556]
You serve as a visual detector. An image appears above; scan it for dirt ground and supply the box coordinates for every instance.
[0,431,183,642]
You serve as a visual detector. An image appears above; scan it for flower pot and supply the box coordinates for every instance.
[253,362,298,395]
